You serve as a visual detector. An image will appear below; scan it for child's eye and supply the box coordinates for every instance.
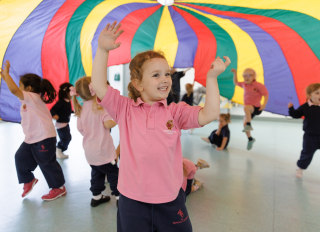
[165,73,171,76]
[152,73,160,78]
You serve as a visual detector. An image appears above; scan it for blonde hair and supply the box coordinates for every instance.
[128,50,167,101]
[306,83,320,99]
[220,113,231,123]
[72,76,102,117]
[243,68,256,80]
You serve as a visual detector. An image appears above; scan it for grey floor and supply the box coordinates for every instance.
[1,113,320,232]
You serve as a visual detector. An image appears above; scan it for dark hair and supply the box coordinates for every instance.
[58,82,73,100]
[128,50,166,101]
[20,74,56,103]
[220,113,231,123]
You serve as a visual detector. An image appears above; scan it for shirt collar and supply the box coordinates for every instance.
[308,99,320,106]
[132,97,168,107]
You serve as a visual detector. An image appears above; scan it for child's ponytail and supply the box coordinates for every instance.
[19,74,56,104]
[40,79,57,103]
[128,82,141,101]
[72,94,82,117]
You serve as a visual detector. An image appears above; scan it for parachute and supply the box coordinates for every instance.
[1,0,320,122]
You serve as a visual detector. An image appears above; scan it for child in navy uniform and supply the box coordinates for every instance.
[202,113,231,151]
[51,82,73,159]
[288,83,320,178]
[1,61,66,201]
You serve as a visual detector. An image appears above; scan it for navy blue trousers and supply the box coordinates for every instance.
[208,130,222,147]
[57,125,71,152]
[117,188,192,232]
[185,179,193,197]
[297,133,320,169]
[90,162,119,196]
[15,137,65,188]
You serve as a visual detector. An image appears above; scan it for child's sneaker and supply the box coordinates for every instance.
[22,178,38,198]
[196,159,210,169]
[91,195,111,207]
[191,179,203,192]
[247,138,256,150]
[42,186,66,201]
[56,148,68,159]
[296,169,303,178]
[242,124,253,132]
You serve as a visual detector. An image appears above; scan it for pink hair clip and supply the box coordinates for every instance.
[88,83,96,96]
[69,86,78,96]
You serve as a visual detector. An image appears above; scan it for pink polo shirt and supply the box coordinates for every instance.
[237,81,268,107]
[100,86,202,203]
[182,158,197,191]
[77,100,116,166]
[20,91,56,144]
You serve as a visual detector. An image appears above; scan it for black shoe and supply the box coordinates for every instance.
[91,195,111,207]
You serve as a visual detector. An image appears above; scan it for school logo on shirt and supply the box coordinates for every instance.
[166,120,173,130]
[22,104,27,111]
[163,120,177,134]
[172,209,189,224]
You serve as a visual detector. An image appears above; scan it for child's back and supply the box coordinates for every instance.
[77,99,116,165]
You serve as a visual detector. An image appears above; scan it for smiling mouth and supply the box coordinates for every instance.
[158,86,169,91]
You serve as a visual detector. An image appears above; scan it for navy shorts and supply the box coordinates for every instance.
[251,106,262,119]
[117,188,192,232]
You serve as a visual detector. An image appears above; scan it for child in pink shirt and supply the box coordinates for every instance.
[71,76,119,207]
[182,158,210,196]
[232,68,268,150]
[91,21,230,231]
[0,61,66,201]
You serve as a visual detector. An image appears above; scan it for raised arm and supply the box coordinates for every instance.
[0,61,24,100]
[231,68,238,85]
[91,21,123,100]
[198,57,231,126]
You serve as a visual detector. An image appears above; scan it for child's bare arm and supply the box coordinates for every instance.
[103,120,117,129]
[260,95,269,111]
[0,61,24,100]
[92,21,123,100]
[198,57,231,126]
[231,68,238,85]
[217,137,228,151]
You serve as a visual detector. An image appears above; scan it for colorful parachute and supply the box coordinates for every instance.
[1,0,320,122]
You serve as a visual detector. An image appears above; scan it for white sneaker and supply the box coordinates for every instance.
[296,168,303,178]
[56,148,68,159]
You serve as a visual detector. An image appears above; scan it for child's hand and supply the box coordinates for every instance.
[288,102,293,108]
[207,56,231,78]
[0,61,10,80]
[98,21,123,52]
[259,104,266,111]
[231,68,237,73]
[216,147,223,151]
